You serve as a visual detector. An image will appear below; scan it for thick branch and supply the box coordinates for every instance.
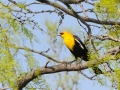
[18,63,87,90]
[58,0,84,4]
[37,0,120,25]
[18,46,120,90]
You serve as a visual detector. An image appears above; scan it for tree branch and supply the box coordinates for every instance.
[58,0,85,4]
[36,0,120,25]
[17,47,63,63]
[18,46,120,90]
[92,34,120,42]
[78,3,88,18]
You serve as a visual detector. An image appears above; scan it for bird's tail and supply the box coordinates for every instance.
[92,66,102,74]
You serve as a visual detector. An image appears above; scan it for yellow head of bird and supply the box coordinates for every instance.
[58,31,73,39]
[58,31,75,50]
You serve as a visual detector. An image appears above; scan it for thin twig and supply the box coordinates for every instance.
[18,46,63,63]
[41,48,50,53]
[78,3,88,18]
[92,34,120,42]
[76,9,93,13]
[85,1,94,6]
[45,61,50,68]
[16,46,76,64]
[79,71,96,80]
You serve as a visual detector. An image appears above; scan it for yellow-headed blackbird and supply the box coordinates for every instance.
[58,31,102,74]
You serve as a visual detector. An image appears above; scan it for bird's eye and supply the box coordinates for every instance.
[60,32,64,35]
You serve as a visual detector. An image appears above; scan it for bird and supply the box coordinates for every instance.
[58,31,102,74]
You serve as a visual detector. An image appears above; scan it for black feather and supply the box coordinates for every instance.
[69,35,88,61]
[69,35,102,74]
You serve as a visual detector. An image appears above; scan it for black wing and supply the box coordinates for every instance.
[73,35,88,52]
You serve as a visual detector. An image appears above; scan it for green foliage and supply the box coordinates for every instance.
[0,0,120,90]
[21,26,34,42]
[100,25,120,51]
[24,51,39,70]
[95,0,120,20]
[115,68,120,90]
[17,3,26,10]
[57,72,79,90]
[0,1,43,89]
[45,19,57,38]
[25,76,50,90]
